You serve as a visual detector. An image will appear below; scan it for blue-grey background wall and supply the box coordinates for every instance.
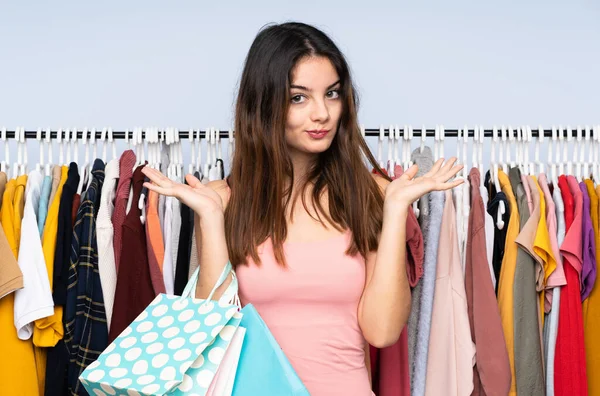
[1,1,599,172]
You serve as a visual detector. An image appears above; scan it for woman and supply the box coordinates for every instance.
[142,21,463,396]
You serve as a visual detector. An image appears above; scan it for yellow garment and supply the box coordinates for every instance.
[0,178,40,395]
[584,180,600,395]
[531,176,556,330]
[496,169,520,396]
[33,166,67,393]
[13,175,27,254]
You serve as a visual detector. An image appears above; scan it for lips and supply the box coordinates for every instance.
[307,130,330,139]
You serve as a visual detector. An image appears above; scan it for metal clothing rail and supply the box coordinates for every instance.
[1,127,598,140]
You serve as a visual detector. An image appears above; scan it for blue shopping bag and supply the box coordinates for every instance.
[232,304,310,396]
[80,263,242,395]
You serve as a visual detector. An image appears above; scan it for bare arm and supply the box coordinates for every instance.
[358,203,411,348]
[358,159,463,348]
[193,212,233,300]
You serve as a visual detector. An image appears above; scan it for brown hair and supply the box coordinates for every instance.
[225,21,391,267]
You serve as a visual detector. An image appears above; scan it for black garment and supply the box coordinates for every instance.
[173,174,195,295]
[44,163,80,396]
[484,170,510,296]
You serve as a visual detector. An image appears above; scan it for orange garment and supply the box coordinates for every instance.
[145,190,166,295]
[496,169,520,396]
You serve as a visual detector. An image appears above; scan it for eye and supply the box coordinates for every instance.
[291,94,305,104]
[327,89,340,99]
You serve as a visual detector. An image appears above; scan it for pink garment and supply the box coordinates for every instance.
[425,189,475,396]
[564,176,584,278]
[466,168,511,396]
[236,230,374,396]
[521,173,534,214]
[538,174,566,311]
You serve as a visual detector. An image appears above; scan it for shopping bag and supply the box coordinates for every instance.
[80,262,242,396]
[232,304,310,396]
[206,327,246,396]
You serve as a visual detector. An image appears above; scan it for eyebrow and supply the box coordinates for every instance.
[290,79,341,92]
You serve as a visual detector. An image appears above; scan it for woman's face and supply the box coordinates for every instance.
[285,56,343,162]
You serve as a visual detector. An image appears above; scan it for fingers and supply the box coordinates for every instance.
[142,181,176,197]
[141,166,171,188]
[424,158,444,176]
[439,178,465,190]
[185,173,204,188]
[400,164,419,180]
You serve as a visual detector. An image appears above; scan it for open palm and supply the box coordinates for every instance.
[141,166,224,217]
[385,157,464,208]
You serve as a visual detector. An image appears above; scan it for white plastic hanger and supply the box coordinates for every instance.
[101,127,108,164]
[565,125,573,176]
[472,125,478,171]
[21,127,28,176]
[204,127,212,181]
[360,125,367,165]
[491,125,506,230]
[109,127,117,161]
[13,127,21,178]
[478,125,484,188]
[584,125,591,181]
[228,127,234,174]
[134,127,142,167]
[377,125,384,170]
[575,126,583,182]
[57,127,64,166]
[410,124,419,218]
[508,125,517,169]
[394,125,400,168]
[550,126,557,184]
[188,128,195,176]
[516,126,524,174]
[124,128,130,151]
[196,127,202,177]
[216,128,223,178]
[77,127,90,194]
[63,128,70,165]
[592,125,600,186]
[72,128,79,169]
[176,128,183,182]
[439,124,445,161]
[419,124,426,154]
[36,128,43,172]
[558,125,568,176]
[401,125,407,170]
[0,127,7,174]
[535,125,544,175]
[433,125,440,161]
[462,125,468,178]
[45,127,53,177]
[387,124,395,177]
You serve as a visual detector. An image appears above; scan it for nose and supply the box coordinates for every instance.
[310,98,330,124]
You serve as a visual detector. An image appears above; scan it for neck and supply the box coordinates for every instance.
[288,149,318,186]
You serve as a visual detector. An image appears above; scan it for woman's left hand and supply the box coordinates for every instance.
[384,157,464,209]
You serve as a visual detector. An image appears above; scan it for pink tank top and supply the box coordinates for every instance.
[236,230,374,396]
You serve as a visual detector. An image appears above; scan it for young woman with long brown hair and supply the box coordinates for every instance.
[142,21,463,395]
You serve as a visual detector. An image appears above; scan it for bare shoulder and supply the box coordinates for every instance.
[206,180,231,209]
[371,172,391,194]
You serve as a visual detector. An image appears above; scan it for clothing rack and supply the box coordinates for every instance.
[1,127,598,140]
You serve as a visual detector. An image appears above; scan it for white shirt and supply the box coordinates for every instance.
[15,170,54,339]
[96,159,119,330]
[480,184,497,288]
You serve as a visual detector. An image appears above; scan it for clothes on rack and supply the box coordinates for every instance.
[1,137,600,395]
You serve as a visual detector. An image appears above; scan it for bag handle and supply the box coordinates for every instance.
[181,262,240,308]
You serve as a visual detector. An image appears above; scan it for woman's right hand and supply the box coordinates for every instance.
[141,166,224,218]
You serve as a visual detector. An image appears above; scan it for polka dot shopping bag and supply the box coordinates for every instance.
[80,262,243,395]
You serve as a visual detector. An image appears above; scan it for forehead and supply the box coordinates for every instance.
[290,56,339,87]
